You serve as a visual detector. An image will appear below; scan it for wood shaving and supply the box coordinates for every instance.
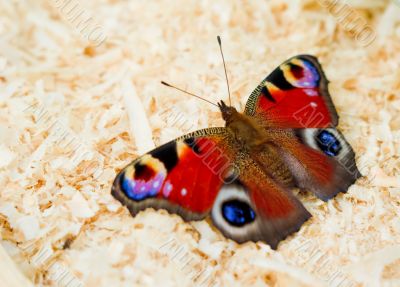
[0,0,399,286]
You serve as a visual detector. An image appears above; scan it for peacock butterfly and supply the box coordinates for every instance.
[111,37,361,249]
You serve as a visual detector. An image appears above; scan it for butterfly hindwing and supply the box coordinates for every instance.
[284,128,361,200]
[112,127,236,221]
[210,156,311,250]
[244,55,338,128]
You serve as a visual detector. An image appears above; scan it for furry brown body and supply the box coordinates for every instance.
[218,100,295,187]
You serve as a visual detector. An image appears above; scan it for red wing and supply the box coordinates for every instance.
[280,128,361,201]
[112,127,312,249]
[210,157,311,250]
[112,127,237,220]
[244,55,338,128]
[242,55,360,200]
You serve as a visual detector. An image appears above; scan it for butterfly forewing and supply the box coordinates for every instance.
[112,127,236,220]
[245,55,338,128]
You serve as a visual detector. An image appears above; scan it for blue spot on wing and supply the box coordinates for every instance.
[222,200,256,227]
[302,60,320,83]
[290,59,320,88]
[316,130,342,157]
[121,172,164,201]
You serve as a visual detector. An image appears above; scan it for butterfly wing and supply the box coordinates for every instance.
[210,155,311,250]
[244,54,338,128]
[244,55,360,200]
[284,128,361,200]
[112,127,237,221]
[112,127,310,249]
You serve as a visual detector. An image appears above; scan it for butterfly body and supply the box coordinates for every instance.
[219,101,269,151]
[221,100,322,190]
[112,55,361,249]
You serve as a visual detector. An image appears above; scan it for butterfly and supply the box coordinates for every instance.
[111,47,361,249]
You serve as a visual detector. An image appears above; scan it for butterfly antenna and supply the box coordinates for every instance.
[161,81,218,107]
[217,36,232,106]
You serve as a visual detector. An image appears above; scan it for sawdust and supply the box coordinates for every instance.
[0,0,399,286]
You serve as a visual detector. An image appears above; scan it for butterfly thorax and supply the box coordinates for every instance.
[218,100,268,151]
[218,100,296,187]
